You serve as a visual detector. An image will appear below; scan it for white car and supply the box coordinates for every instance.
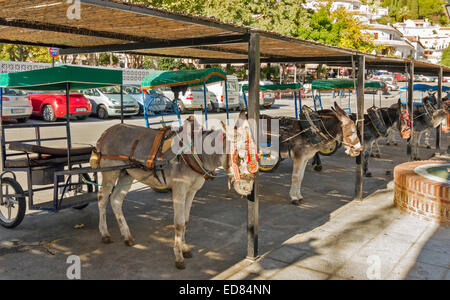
[207,76,240,111]
[159,86,217,113]
[82,87,140,119]
[239,80,276,109]
[1,88,33,122]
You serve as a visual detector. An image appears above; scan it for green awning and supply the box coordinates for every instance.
[141,68,227,89]
[241,83,302,92]
[0,65,123,91]
[311,79,385,91]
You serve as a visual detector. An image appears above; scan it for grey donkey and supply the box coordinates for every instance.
[91,111,256,269]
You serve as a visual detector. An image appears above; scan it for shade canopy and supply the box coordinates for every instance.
[0,65,123,91]
[400,84,450,92]
[312,79,385,91]
[241,83,302,92]
[141,68,227,89]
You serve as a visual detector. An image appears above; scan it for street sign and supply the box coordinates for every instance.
[49,48,59,58]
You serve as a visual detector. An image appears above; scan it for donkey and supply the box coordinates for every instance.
[91,111,256,269]
[263,102,362,205]
[410,95,447,159]
[311,103,404,177]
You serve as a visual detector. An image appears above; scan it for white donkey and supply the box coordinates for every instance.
[91,112,257,269]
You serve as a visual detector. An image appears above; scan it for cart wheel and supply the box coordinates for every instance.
[152,186,171,194]
[0,177,26,229]
[319,141,340,156]
[259,153,281,172]
[72,174,93,210]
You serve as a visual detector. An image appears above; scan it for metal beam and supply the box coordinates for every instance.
[0,17,152,42]
[407,62,415,161]
[60,34,249,55]
[436,67,443,155]
[80,0,248,34]
[355,55,365,201]
[247,32,260,260]
[199,56,352,65]
[0,39,68,49]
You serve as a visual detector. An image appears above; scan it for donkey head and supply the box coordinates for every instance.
[224,111,257,197]
[330,102,362,157]
[397,99,411,139]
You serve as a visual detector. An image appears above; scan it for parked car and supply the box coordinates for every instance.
[125,86,170,114]
[82,87,139,119]
[394,73,407,82]
[207,76,240,111]
[28,91,92,122]
[380,76,399,92]
[160,86,217,113]
[1,88,33,122]
[239,80,276,109]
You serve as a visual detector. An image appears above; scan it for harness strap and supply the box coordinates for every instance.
[146,128,171,169]
[181,152,216,180]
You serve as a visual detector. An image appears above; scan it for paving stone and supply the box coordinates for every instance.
[294,254,343,275]
[268,265,329,280]
[415,248,450,268]
[265,245,310,264]
[232,258,289,280]
[406,262,448,280]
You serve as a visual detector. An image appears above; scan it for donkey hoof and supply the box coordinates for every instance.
[124,239,135,247]
[426,145,431,149]
[314,165,322,172]
[175,261,186,270]
[365,172,372,178]
[386,170,392,176]
[394,143,398,146]
[183,251,193,259]
[101,236,113,244]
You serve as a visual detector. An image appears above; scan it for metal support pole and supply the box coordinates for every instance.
[407,62,414,161]
[354,55,365,201]
[225,79,230,125]
[247,32,260,260]
[120,85,124,124]
[0,87,5,164]
[203,82,209,130]
[66,83,72,170]
[294,91,298,120]
[436,67,443,155]
[298,91,303,116]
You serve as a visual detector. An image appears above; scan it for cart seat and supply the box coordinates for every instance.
[8,142,94,157]
[4,154,91,168]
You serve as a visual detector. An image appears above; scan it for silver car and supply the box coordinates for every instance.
[1,88,33,122]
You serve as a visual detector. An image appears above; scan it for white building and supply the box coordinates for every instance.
[394,19,450,63]
[363,24,415,58]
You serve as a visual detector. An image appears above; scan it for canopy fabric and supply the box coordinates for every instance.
[141,68,227,89]
[241,83,302,92]
[0,65,123,91]
[400,84,450,92]
[312,79,384,90]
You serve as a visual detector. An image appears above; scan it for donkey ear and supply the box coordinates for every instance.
[333,102,347,116]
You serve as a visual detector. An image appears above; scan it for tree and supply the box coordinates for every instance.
[441,46,450,66]
[297,1,377,53]
[0,44,53,63]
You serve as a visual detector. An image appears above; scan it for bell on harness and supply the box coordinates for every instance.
[367,106,388,137]
[299,105,331,147]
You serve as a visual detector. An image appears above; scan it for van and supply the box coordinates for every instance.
[207,76,240,111]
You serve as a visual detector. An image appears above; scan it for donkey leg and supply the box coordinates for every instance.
[172,187,187,269]
[424,130,431,149]
[109,171,134,246]
[312,152,322,172]
[98,170,120,244]
[289,156,308,205]
[182,190,198,259]
[363,150,372,177]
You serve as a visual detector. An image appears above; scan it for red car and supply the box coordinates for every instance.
[28,92,92,122]
[393,73,407,82]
